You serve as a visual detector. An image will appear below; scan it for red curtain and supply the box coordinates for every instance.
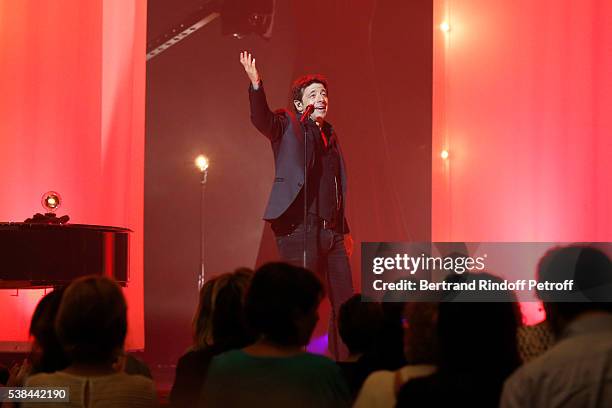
[433,0,612,322]
[0,0,146,349]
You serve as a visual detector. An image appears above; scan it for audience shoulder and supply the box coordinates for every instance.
[215,348,243,361]
[501,368,529,408]
[304,353,347,380]
[362,370,395,393]
[353,371,395,408]
[205,349,244,374]
[508,337,569,382]
[306,352,339,367]
[25,372,55,386]
[121,371,156,386]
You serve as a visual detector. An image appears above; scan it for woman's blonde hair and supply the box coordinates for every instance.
[192,268,253,349]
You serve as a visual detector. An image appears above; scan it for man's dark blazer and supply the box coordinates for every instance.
[249,83,349,231]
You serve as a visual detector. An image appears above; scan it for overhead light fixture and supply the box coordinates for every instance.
[221,0,275,39]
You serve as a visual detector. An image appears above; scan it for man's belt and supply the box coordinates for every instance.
[271,214,340,236]
[305,214,338,230]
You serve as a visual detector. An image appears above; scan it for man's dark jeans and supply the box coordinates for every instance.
[275,221,354,360]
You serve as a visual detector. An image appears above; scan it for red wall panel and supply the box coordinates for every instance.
[0,0,146,350]
[433,0,612,323]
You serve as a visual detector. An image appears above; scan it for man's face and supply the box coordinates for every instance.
[295,82,328,121]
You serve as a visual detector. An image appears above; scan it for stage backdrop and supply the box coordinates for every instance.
[432,0,612,322]
[145,0,432,368]
[0,0,147,350]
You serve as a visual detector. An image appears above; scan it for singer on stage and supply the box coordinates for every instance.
[240,52,354,359]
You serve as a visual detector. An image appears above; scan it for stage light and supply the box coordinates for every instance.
[25,191,69,224]
[195,154,209,172]
[441,150,449,160]
[41,191,62,212]
[221,0,275,39]
[194,154,210,290]
[439,22,451,32]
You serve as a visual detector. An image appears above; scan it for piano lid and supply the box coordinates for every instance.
[0,223,131,289]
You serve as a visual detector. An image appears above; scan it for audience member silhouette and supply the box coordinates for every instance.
[367,292,409,371]
[4,287,69,390]
[21,247,608,406]
[28,287,70,374]
[198,262,351,408]
[170,268,254,407]
[24,275,157,408]
[501,245,612,407]
[336,294,384,398]
[354,302,438,408]
[396,273,520,407]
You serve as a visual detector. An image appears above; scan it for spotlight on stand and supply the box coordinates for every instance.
[195,154,210,290]
[25,191,70,224]
[195,154,210,174]
[221,0,275,39]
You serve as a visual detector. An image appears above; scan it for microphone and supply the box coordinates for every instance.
[300,104,315,123]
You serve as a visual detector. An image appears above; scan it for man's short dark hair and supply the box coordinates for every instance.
[537,245,612,319]
[290,74,328,111]
[55,276,127,364]
[338,294,383,355]
[245,262,324,346]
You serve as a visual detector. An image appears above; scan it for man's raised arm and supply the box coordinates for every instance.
[239,51,286,140]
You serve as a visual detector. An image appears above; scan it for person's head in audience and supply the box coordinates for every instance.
[211,268,254,347]
[402,302,439,365]
[396,274,520,407]
[437,273,520,378]
[56,275,127,367]
[537,245,612,336]
[29,287,70,374]
[192,268,254,349]
[338,294,383,359]
[193,277,217,348]
[246,262,324,347]
[374,289,409,370]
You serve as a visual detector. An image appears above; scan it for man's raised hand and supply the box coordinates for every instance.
[240,51,260,89]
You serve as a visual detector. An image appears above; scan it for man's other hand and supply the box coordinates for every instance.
[344,234,354,258]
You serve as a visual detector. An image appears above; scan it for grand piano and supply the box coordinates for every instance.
[0,223,130,289]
